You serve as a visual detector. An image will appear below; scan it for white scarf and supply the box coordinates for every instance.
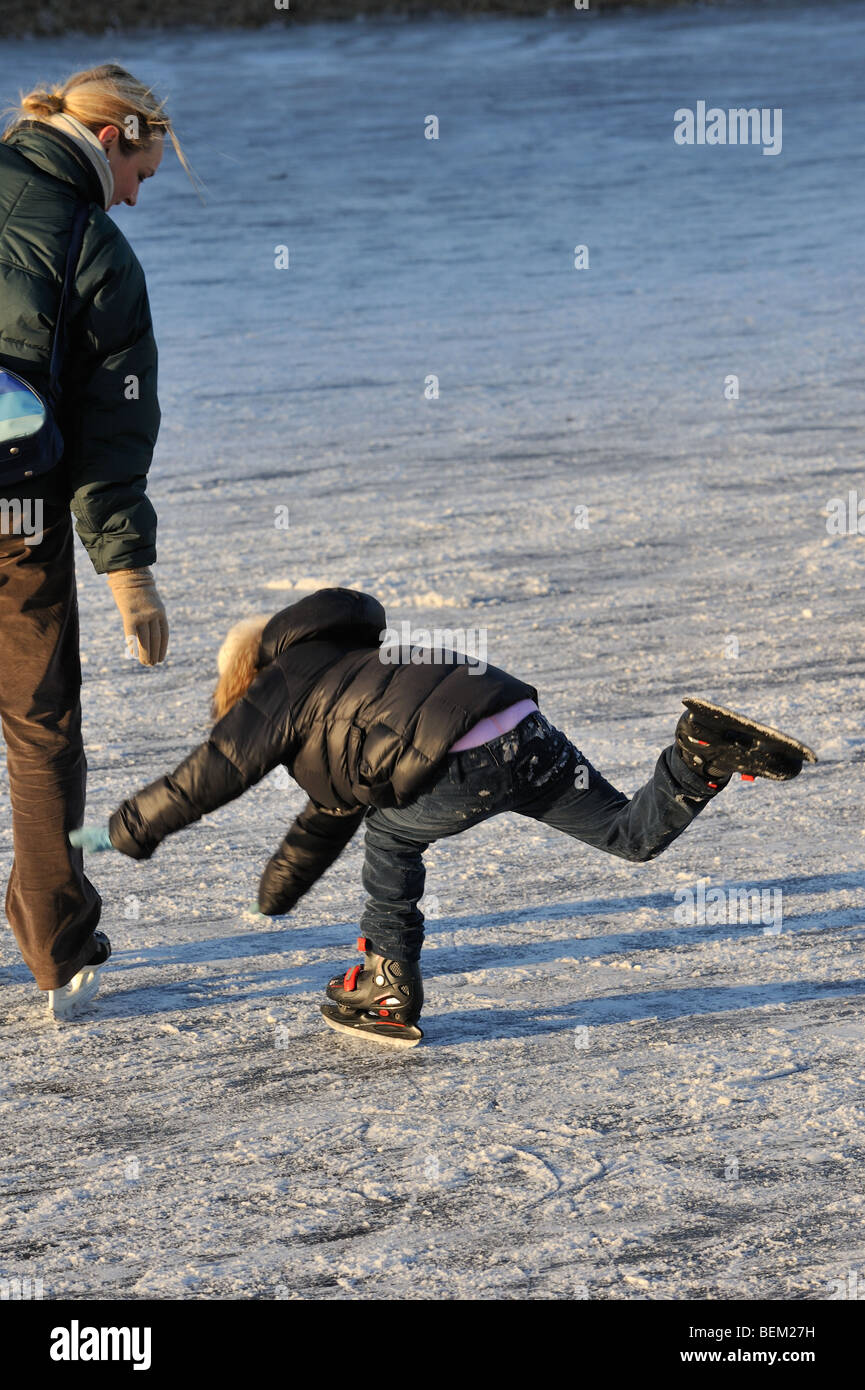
[43,112,114,210]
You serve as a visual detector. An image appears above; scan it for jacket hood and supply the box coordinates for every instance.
[2,122,106,207]
[260,588,387,662]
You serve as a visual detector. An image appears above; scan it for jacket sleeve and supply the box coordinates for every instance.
[64,231,161,575]
[108,668,294,859]
[258,800,366,915]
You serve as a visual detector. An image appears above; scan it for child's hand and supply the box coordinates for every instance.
[70,825,115,853]
[243,901,291,921]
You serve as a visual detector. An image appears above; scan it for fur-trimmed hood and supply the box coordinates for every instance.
[212,614,271,720]
[212,589,386,721]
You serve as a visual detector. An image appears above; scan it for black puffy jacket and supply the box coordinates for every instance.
[109,588,538,913]
[0,123,160,572]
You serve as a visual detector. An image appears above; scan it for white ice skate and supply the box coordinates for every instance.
[47,932,112,1021]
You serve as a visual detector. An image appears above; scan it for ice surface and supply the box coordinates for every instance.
[1,3,864,1300]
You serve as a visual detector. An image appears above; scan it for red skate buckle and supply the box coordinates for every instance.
[356,936,367,953]
[344,964,361,991]
[741,773,756,782]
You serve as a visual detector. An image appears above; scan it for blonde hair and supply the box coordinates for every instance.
[4,63,201,194]
[211,616,271,722]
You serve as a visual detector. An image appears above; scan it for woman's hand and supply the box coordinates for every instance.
[69,825,115,853]
[107,567,169,665]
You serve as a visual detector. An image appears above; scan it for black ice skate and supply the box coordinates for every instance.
[676,697,817,790]
[321,937,424,1049]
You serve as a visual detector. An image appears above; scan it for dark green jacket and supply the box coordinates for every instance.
[0,121,160,572]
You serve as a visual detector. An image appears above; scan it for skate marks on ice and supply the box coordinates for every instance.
[2,901,863,1298]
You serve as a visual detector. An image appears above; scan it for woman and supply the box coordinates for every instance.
[0,64,189,1015]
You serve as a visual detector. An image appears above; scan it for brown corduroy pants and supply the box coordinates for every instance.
[0,503,102,990]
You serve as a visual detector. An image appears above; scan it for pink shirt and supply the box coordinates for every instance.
[448,699,540,753]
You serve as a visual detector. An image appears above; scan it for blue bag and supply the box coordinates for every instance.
[0,201,89,488]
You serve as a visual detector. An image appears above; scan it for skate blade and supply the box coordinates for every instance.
[682,697,817,764]
[47,963,106,1021]
[320,1007,423,1049]
[742,761,804,782]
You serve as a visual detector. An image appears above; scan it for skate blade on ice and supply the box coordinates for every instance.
[47,961,107,1021]
[320,1004,423,1049]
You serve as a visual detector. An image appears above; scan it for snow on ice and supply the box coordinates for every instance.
[1,1,864,1300]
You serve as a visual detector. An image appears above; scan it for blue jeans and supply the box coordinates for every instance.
[359,710,720,962]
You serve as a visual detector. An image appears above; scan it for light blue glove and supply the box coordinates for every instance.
[70,825,114,853]
[244,902,291,921]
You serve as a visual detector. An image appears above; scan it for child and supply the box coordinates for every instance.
[69,587,813,1043]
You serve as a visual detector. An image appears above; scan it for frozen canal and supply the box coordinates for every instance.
[1,1,864,1298]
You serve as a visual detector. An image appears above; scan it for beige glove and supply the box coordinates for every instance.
[107,567,169,666]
